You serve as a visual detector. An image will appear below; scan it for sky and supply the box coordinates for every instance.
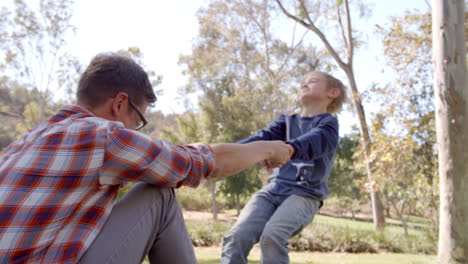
[69,0,430,136]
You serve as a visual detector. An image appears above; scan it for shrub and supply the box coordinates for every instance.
[186,220,232,247]
[185,217,437,254]
[289,222,436,254]
[176,186,216,211]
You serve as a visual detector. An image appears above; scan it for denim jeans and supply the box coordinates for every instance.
[78,183,197,264]
[221,189,320,264]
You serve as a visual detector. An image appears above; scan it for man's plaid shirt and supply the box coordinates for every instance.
[0,105,215,263]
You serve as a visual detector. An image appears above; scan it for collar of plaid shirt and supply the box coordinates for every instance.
[0,105,214,263]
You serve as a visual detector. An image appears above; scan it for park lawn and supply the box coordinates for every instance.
[189,210,428,238]
[195,247,436,264]
[312,214,425,236]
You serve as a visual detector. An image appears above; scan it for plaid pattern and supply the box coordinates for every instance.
[0,105,214,263]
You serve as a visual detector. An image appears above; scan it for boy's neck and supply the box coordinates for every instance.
[300,101,329,117]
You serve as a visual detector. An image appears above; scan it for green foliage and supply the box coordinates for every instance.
[366,9,468,228]
[176,185,224,211]
[0,80,59,149]
[186,219,232,247]
[328,132,365,211]
[219,167,262,214]
[116,183,135,201]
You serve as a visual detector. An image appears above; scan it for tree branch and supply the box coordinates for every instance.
[0,111,22,118]
[276,21,309,78]
[274,0,348,69]
[337,5,350,59]
[344,0,354,64]
[245,4,274,79]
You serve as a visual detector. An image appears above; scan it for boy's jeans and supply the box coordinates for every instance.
[221,189,320,264]
[79,183,197,264]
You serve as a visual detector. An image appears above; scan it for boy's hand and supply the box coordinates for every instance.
[264,141,294,167]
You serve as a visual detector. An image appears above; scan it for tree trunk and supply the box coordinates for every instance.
[385,194,391,217]
[207,179,218,221]
[350,207,356,221]
[391,199,409,236]
[399,214,409,237]
[432,0,467,262]
[236,195,241,216]
[344,67,386,230]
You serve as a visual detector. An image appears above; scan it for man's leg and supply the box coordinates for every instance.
[259,195,320,264]
[221,189,280,264]
[78,183,196,264]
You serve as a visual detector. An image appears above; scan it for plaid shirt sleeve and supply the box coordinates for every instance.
[99,127,215,187]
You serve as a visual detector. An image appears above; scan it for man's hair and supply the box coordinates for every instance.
[306,71,347,113]
[77,53,157,107]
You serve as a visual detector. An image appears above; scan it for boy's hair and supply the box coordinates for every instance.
[307,71,347,113]
[77,53,157,107]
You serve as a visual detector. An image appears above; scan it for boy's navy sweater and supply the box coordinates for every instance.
[239,113,339,201]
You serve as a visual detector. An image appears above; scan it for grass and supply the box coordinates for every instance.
[186,211,429,240]
[195,247,435,264]
[312,214,425,236]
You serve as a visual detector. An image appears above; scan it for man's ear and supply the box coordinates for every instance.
[328,87,340,99]
[111,92,129,118]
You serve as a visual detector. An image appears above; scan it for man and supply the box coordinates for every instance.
[0,53,293,264]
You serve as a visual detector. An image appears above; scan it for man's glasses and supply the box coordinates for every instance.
[128,100,148,130]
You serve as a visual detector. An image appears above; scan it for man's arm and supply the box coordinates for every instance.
[209,140,294,178]
[102,128,292,187]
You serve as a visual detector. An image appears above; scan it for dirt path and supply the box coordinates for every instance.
[182,210,237,221]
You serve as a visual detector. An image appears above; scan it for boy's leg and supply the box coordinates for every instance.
[78,183,196,264]
[221,189,279,264]
[259,195,320,264]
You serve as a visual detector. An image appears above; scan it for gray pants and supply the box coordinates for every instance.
[79,183,197,264]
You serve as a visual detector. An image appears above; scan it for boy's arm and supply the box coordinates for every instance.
[238,115,287,144]
[286,116,339,160]
[209,141,294,178]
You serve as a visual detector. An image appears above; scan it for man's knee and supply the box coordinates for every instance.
[121,183,176,209]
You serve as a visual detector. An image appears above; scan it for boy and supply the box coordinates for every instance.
[220,71,347,264]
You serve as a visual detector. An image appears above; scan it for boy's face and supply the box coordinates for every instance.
[300,72,329,100]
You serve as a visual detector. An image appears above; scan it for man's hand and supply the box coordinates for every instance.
[209,141,293,178]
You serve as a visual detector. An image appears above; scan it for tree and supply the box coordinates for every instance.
[370,10,442,231]
[367,114,429,236]
[181,0,326,122]
[0,0,81,121]
[0,78,58,149]
[432,0,467,262]
[178,0,326,218]
[274,0,386,230]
